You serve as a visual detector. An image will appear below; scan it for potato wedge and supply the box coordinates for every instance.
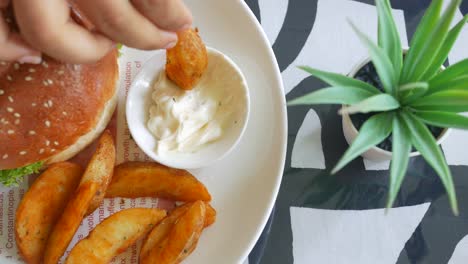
[44,132,115,264]
[65,208,166,264]
[140,201,206,264]
[43,182,98,264]
[105,161,211,201]
[166,28,208,90]
[139,202,215,260]
[85,130,116,215]
[15,162,83,264]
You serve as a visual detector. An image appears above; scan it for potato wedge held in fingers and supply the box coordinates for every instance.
[105,161,211,202]
[15,162,83,264]
[44,131,116,264]
[65,208,166,264]
[85,130,116,215]
[166,28,208,90]
[140,201,206,264]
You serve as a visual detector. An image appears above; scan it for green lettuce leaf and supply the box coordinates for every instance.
[0,162,43,187]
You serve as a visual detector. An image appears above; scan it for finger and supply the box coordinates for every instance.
[0,0,9,8]
[13,0,114,64]
[75,0,178,50]
[0,13,41,63]
[131,0,192,31]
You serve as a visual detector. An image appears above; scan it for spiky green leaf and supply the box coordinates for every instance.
[377,0,403,78]
[288,86,375,106]
[411,90,468,111]
[421,15,468,80]
[332,112,393,173]
[399,82,429,104]
[349,22,397,95]
[339,94,400,114]
[400,111,458,215]
[401,0,443,82]
[298,66,381,94]
[413,111,468,129]
[428,75,468,94]
[387,114,411,209]
[429,58,468,88]
[402,0,461,82]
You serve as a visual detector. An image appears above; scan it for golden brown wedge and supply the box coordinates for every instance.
[65,208,166,264]
[105,161,211,202]
[85,130,116,215]
[166,28,208,90]
[15,162,83,264]
[43,131,116,264]
[140,201,206,264]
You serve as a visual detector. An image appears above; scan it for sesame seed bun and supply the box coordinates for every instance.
[0,49,119,170]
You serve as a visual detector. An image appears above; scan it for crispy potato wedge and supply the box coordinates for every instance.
[105,161,211,201]
[65,208,166,264]
[139,201,215,261]
[43,182,98,264]
[140,201,206,264]
[44,132,115,264]
[15,162,83,264]
[166,28,208,90]
[205,203,217,227]
[85,130,116,215]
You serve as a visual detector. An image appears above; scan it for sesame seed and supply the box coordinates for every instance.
[19,151,27,155]
[54,141,59,146]
[43,80,49,86]
[47,79,53,85]
[73,65,79,70]
[14,119,20,125]
[7,130,14,134]
[39,149,45,154]
[25,76,33,81]
[0,61,6,66]
[0,89,4,95]
[14,113,20,118]
[2,154,7,159]
[31,102,36,107]
[29,130,36,135]
[48,100,53,107]
[57,70,65,75]
[62,111,67,116]
[45,120,51,127]
[45,140,50,146]
[29,68,36,73]
[7,107,13,112]
[51,149,56,152]
[43,102,49,108]
[42,61,49,68]
[14,63,19,70]
[7,75,12,81]
[8,96,13,102]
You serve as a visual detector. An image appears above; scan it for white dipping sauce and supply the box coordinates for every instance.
[147,50,247,154]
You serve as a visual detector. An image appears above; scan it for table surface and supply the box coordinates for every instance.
[243,1,468,264]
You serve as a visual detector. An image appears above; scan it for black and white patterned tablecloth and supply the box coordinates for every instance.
[243,0,468,263]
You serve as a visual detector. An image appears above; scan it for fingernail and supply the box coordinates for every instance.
[180,24,192,31]
[18,55,42,64]
[164,41,177,49]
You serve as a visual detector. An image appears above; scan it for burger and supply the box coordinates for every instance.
[0,50,119,186]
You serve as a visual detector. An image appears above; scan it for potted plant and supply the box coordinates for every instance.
[288,0,468,214]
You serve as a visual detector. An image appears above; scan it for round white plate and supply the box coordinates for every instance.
[169,1,287,263]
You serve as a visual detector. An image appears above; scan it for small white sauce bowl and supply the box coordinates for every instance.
[126,47,250,169]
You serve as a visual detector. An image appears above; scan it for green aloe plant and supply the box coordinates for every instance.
[289,0,468,215]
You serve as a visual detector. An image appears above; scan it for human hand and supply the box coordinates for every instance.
[0,0,192,64]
